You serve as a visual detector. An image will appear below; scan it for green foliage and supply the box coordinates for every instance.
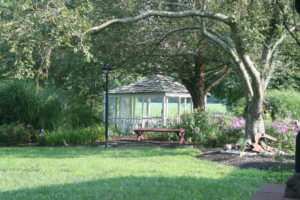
[227,89,300,120]
[265,89,300,120]
[237,138,248,151]
[265,118,298,152]
[226,98,246,117]
[0,80,66,130]
[169,110,227,147]
[169,112,248,147]
[63,97,100,129]
[0,123,31,145]
[0,80,101,132]
[37,125,105,146]
[0,81,37,125]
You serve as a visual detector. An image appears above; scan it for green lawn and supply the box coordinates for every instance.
[0,147,291,200]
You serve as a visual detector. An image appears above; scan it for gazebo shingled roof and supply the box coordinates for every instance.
[109,74,189,95]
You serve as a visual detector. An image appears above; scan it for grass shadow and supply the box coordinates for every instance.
[0,175,260,200]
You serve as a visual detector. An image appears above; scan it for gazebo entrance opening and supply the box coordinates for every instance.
[105,75,194,134]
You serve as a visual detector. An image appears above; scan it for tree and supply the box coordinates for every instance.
[84,0,300,140]
[143,37,232,110]
[0,0,93,85]
[86,2,233,110]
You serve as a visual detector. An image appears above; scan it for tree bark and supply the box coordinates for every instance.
[245,95,265,141]
[183,80,207,111]
[181,55,207,111]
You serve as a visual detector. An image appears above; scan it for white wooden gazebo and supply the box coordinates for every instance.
[105,74,193,134]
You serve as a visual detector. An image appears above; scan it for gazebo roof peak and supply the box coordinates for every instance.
[109,74,189,95]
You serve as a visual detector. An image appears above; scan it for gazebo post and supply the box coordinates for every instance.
[132,97,136,126]
[166,97,169,123]
[141,98,144,127]
[147,97,151,126]
[177,97,181,122]
[120,97,125,132]
[162,96,166,126]
[184,98,187,114]
[190,98,194,112]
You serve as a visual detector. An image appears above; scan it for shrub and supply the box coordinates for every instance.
[168,109,208,140]
[0,80,66,130]
[168,112,249,147]
[169,110,231,147]
[226,98,246,117]
[37,125,106,145]
[265,89,300,120]
[0,81,39,126]
[0,80,101,132]
[0,123,31,145]
[228,89,300,120]
[265,118,299,152]
[62,97,100,129]
[36,86,67,130]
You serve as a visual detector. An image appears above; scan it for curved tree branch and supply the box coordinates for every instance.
[148,26,202,56]
[205,67,232,93]
[147,1,194,10]
[84,10,233,35]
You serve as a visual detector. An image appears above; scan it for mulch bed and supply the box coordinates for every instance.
[104,137,296,171]
[196,148,295,171]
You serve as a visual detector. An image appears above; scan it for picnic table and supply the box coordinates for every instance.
[133,128,186,144]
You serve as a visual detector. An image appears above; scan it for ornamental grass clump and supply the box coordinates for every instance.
[37,125,105,146]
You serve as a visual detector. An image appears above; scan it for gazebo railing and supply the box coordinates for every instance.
[109,116,180,134]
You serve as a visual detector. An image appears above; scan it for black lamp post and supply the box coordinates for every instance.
[103,63,110,148]
[296,0,300,14]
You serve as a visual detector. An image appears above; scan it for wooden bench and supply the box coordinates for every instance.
[133,128,186,144]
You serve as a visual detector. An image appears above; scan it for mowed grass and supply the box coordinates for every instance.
[0,147,291,200]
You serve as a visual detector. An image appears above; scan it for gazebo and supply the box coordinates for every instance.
[106,74,193,134]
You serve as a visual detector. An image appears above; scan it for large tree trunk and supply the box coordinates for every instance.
[182,77,207,111]
[243,80,266,140]
[181,55,231,111]
[190,86,207,110]
[182,55,207,111]
[245,98,265,141]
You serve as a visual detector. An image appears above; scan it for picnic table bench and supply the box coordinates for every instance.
[133,128,186,144]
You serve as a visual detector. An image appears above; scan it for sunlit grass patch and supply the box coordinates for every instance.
[0,147,292,200]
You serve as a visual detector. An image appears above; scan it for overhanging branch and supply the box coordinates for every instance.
[147,1,194,10]
[148,26,202,57]
[205,67,232,93]
[84,10,233,35]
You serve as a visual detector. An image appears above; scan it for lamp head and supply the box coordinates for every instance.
[102,63,110,74]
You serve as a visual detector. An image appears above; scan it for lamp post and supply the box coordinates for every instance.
[103,63,110,148]
[296,0,300,14]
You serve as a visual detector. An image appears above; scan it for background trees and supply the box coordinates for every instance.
[85,0,300,139]
[0,0,299,141]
